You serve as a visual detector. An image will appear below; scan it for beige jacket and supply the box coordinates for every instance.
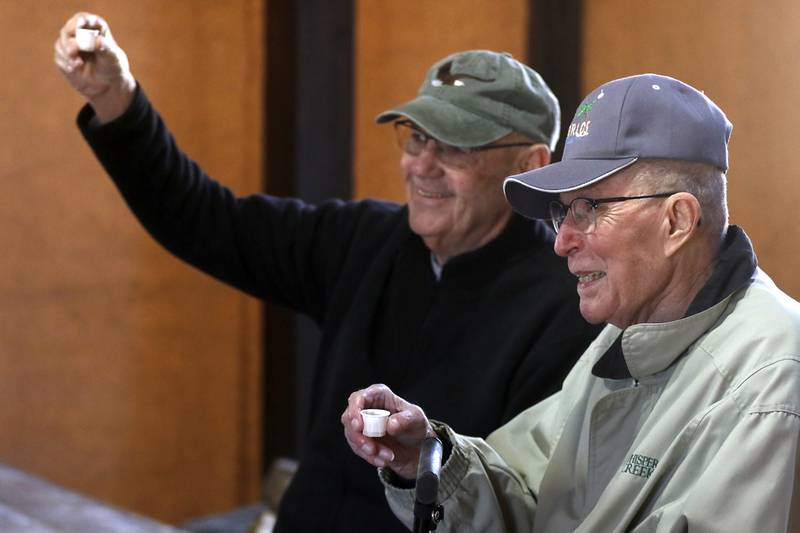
[384,268,800,532]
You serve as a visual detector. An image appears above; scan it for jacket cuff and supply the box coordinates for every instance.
[429,420,472,500]
[378,419,470,499]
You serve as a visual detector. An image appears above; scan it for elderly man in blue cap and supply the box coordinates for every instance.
[344,73,800,532]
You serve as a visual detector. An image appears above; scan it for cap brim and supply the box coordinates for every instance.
[503,157,638,219]
[376,95,509,147]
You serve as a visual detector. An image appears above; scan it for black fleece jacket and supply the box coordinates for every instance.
[78,86,602,533]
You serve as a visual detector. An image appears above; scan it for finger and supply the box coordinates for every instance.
[387,408,421,434]
[54,45,85,77]
[347,388,368,410]
[350,410,364,433]
[63,12,93,39]
[343,389,372,433]
[361,383,393,407]
[344,426,392,467]
[343,423,365,452]
[386,405,428,438]
[96,16,111,37]
[60,14,78,41]
[342,392,365,429]
[58,15,89,60]
[54,37,81,68]
[57,21,75,57]
[53,50,74,74]
[358,438,395,467]
[94,34,108,54]
[344,429,376,464]
[340,404,363,433]
[372,438,396,466]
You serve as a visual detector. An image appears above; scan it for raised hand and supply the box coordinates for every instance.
[53,12,136,122]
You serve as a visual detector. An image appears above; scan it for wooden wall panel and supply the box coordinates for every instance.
[583,1,800,298]
[0,0,263,523]
[354,0,529,202]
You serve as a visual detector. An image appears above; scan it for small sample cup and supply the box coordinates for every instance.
[75,28,100,52]
[360,408,390,438]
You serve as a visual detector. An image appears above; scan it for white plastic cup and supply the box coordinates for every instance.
[360,408,390,438]
[75,27,100,52]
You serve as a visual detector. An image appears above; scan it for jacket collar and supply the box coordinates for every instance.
[592,226,758,380]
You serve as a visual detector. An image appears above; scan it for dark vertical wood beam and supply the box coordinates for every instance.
[291,0,354,456]
[262,0,354,467]
[263,0,297,469]
[294,0,354,202]
[529,0,583,162]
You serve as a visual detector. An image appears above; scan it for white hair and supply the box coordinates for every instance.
[631,159,728,246]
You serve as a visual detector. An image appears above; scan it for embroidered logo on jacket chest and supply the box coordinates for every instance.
[621,453,659,478]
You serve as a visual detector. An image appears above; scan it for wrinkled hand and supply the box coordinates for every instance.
[341,384,433,480]
[53,12,135,122]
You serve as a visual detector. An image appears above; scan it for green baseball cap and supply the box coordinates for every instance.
[376,50,560,150]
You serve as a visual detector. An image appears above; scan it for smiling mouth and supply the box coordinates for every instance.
[416,187,453,199]
[577,272,606,283]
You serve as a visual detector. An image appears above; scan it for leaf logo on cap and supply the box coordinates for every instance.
[575,101,594,118]
[566,91,604,144]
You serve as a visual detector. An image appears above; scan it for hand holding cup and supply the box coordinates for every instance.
[54,12,136,121]
[341,384,435,480]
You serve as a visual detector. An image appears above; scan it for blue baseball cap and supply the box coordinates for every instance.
[503,73,733,219]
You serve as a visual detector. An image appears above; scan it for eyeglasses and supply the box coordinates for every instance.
[549,192,680,234]
[393,120,533,168]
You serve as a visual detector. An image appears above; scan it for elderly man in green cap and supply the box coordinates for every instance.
[55,12,601,533]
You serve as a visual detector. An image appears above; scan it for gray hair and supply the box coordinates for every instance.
[631,159,728,245]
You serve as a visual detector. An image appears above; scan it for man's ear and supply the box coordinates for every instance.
[516,144,551,173]
[664,192,702,257]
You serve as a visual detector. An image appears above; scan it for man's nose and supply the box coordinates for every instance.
[406,140,443,177]
[553,216,583,257]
